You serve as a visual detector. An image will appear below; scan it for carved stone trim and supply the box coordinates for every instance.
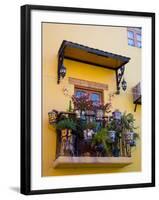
[68,77,108,90]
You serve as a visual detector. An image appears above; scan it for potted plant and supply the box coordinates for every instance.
[95,102,111,120]
[106,119,117,143]
[72,94,93,120]
[91,128,111,156]
[121,112,138,146]
[56,118,76,131]
[83,122,97,140]
[56,118,77,156]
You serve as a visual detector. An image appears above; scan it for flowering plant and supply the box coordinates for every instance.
[72,94,112,113]
[94,102,112,113]
[72,94,93,111]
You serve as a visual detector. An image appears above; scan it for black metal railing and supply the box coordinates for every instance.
[49,110,135,159]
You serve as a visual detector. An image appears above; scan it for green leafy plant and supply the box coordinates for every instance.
[86,122,97,130]
[92,128,110,152]
[107,119,117,131]
[56,118,77,131]
[119,112,139,147]
[106,112,137,133]
[75,119,87,137]
[121,112,137,132]
[105,119,119,139]
[67,100,73,112]
[94,102,112,113]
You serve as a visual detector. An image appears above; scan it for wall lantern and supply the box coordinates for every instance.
[60,64,66,79]
[121,78,127,91]
[116,66,128,94]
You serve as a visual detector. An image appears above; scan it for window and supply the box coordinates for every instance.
[127,28,142,48]
[75,87,103,105]
[136,33,141,48]
[76,90,86,97]
[128,31,135,46]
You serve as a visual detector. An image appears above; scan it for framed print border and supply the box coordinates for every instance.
[20,4,155,195]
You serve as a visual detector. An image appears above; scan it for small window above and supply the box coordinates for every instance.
[128,31,135,46]
[127,28,142,48]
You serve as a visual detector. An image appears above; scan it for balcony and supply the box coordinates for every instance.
[49,104,138,169]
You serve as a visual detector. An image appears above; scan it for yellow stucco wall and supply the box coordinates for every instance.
[42,23,141,176]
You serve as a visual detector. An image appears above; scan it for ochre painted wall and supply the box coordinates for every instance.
[42,23,141,176]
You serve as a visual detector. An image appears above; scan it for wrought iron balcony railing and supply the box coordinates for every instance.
[48,110,138,166]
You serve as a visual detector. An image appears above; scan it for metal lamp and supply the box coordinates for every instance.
[60,64,66,79]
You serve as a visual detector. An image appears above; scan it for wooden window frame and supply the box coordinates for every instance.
[74,85,104,104]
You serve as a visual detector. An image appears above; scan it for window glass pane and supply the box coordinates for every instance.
[136,33,141,42]
[75,90,86,97]
[90,93,100,104]
[128,31,134,39]
[128,39,135,46]
[137,41,141,48]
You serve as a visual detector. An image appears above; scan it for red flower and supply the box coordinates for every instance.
[72,94,111,113]
[72,94,93,111]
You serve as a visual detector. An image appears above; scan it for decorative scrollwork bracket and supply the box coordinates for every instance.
[115,66,125,94]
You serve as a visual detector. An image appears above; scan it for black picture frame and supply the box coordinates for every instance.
[21,4,155,195]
